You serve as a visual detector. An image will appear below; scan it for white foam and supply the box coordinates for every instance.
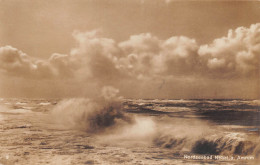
[39,102,51,106]
[252,100,260,105]
[0,108,32,114]
[10,109,32,113]
[154,106,192,112]
[22,106,34,110]
[16,102,27,105]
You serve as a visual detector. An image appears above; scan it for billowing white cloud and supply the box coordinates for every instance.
[159,36,199,75]
[0,23,259,98]
[119,33,161,54]
[2,24,259,80]
[207,58,226,69]
[117,34,199,77]
[198,23,260,77]
[0,46,37,76]
[71,30,121,82]
[48,53,79,78]
[0,47,78,79]
[117,33,162,77]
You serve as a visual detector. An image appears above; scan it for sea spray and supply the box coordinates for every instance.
[97,116,157,146]
[50,86,132,132]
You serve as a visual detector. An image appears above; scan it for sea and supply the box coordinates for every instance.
[0,98,259,165]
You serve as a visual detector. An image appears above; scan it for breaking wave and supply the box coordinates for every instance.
[154,128,260,158]
[51,97,132,132]
[50,86,133,132]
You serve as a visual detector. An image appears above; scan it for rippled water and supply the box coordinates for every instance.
[0,98,259,165]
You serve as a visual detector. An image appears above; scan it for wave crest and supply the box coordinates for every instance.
[51,98,131,132]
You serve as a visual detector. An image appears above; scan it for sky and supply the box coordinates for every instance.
[0,0,259,99]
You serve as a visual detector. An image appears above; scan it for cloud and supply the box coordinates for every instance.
[0,24,259,98]
[71,30,122,82]
[198,23,260,78]
[48,53,78,78]
[0,46,78,79]
[0,46,37,76]
[119,33,161,54]
[159,36,199,75]
[2,24,259,81]
[118,33,162,76]
[117,34,199,77]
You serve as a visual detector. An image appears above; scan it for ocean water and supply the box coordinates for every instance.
[0,98,259,165]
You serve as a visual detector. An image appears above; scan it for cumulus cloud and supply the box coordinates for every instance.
[117,33,162,76]
[48,53,79,77]
[0,46,37,76]
[198,23,260,77]
[117,34,199,77]
[0,23,259,98]
[0,46,79,79]
[71,30,122,82]
[69,24,259,80]
[159,36,199,75]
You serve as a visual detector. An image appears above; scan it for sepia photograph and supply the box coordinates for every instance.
[0,0,259,164]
